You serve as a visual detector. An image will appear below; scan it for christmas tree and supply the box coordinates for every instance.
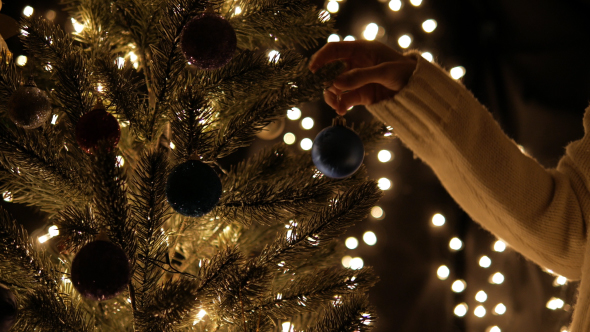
[0,0,392,330]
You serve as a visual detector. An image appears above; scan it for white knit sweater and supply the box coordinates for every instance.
[367,55,590,331]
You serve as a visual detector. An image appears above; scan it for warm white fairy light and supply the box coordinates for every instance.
[268,50,280,63]
[432,213,445,226]
[301,117,314,130]
[327,1,339,13]
[46,10,57,21]
[546,297,565,310]
[389,0,402,11]
[479,255,492,268]
[300,138,313,150]
[343,35,355,41]
[23,6,34,17]
[71,18,85,33]
[319,10,331,22]
[38,235,49,243]
[490,272,504,284]
[3,191,13,203]
[494,303,506,315]
[169,141,176,149]
[555,275,568,286]
[398,35,412,48]
[451,279,466,293]
[377,178,391,190]
[193,309,207,325]
[116,155,125,167]
[561,327,569,332]
[422,19,437,33]
[128,51,138,63]
[282,322,294,332]
[287,107,302,120]
[493,240,506,252]
[449,237,463,251]
[371,206,384,219]
[410,0,423,6]
[454,303,468,317]
[475,290,487,302]
[377,150,392,162]
[234,6,242,15]
[283,132,296,145]
[363,231,377,246]
[328,34,341,43]
[345,237,359,250]
[116,57,125,69]
[474,305,486,318]
[48,225,59,237]
[341,255,352,268]
[487,327,501,332]
[45,63,53,72]
[450,66,466,80]
[350,257,364,270]
[363,23,379,41]
[437,265,450,280]
[16,55,28,67]
[421,52,434,62]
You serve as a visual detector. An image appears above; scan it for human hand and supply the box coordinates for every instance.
[309,40,417,115]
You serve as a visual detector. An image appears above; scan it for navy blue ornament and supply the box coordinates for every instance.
[312,119,364,179]
[0,285,16,332]
[166,160,222,217]
[180,12,237,70]
[71,240,130,301]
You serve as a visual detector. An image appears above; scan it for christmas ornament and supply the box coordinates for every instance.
[75,100,121,153]
[311,118,364,179]
[166,159,222,217]
[71,240,130,301]
[180,12,237,70]
[0,285,16,332]
[256,118,285,140]
[7,77,52,129]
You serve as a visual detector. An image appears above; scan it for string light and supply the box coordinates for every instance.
[371,206,384,219]
[193,309,207,325]
[23,6,34,17]
[454,303,468,317]
[475,290,488,302]
[283,133,296,145]
[409,0,423,6]
[3,191,13,202]
[128,51,138,63]
[48,225,59,237]
[493,240,506,252]
[490,272,504,284]
[71,18,85,33]
[431,213,445,226]
[437,265,450,280]
[328,34,341,42]
[451,279,466,293]
[169,141,176,149]
[116,155,125,167]
[377,150,393,162]
[268,50,280,63]
[342,256,352,268]
[344,35,356,41]
[479,255,492,268]
[450,66,466,80]
[389,0,402,11]
[16,55,27,67]
[234,6,242,15]
[474,305,486,318]
[421,52,434,62]
[350,257,364,270]
[51,114,59,125]
[38,235,49,243]
[546,297,565,310]
[345,237,359,250]
[301,117,314,130]
[319,10,331,22]
[287,107,301,120]
[449,237,463,251]
[377,178,392,190]
[282,322,294,332]
[554,275,568,286]
[487,327,501,332]
[363,231,377,246]
[398,35,412,48]
[363,23,379,41]
[300,138,313,150]
[46,10,57,21]
[422,19,437,33]
[116,57,125,69]
[327,1,339,13]
[494,303,506,315]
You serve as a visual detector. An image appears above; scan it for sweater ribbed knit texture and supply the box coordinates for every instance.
[367,55,590,331]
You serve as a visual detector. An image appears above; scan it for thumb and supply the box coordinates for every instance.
[333,60,416,92]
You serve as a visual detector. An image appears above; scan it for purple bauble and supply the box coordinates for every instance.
[180,12,237,70]
[0,286,16,332]
[75,101,121,154]
[7,77,52,129]
[312,125,364,179]
[71,240,130,301]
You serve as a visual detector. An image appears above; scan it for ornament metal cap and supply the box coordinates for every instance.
[93,97,106,110]
[24,75,37,87]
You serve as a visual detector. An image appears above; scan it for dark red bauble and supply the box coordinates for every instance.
[75,102,121,153]
[0,285,17,332]
[180,12,237,70]
[7,77,52,129]
[71,240,130,301]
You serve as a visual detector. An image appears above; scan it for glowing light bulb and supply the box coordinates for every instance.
[46,10,57,21]
[268,50,280,63]
[454,303,468,317]
[116,155,125,167]
[363,231,377,246]
[116,57,125,69]
[432,213,445,226]
[546,297,565,310]
[350,257,364,270]
[345,237,359,250]
[479,256,492,268]
[437,265,450,280]
[319,10,331,22]
[494,303,506,315]
[327,1,339,13]
[450,66,466,79]
[300,138,313,150]
[287,107,302,120]
[169,141,176,150]
[38,235,49,243]
[283,133,296,145]
[328,34,341,43]
[422,19,437,33]
[363,23,379,41]
[474,305,486,318]
[451,279,466,293]
[3,191,13,202]
[344,35,356,41]
[555,275,567,286]
[341,255,352,268]
[389,0,402,11]
[282,322,294,332]
[490,272,504,284]
[378,178,391,190]
[398,35,412,48]
[378,150,392,162]
[493,240,506,252]
[48,225,59,237]
[487,327,501,332]
[128,51,138,63]
[410,0,423,6]
[449,237,463,250]
[421,52,434,62]
[371,206,384,219]
[475,290,487,302]
[16,55,28,67]
[71,18,85,33]
[301,117,314,130]
[23,6,34,17]
[235,6,242,15]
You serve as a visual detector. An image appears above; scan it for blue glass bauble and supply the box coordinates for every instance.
[312,125,364,179]
[166,160,222,217]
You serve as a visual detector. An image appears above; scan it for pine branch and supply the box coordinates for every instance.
[306,294,376,332]
[52,205,99,253]
[21,17,94,126]
[0,50,21,115]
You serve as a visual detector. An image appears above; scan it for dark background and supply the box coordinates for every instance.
[2,0,590,331]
